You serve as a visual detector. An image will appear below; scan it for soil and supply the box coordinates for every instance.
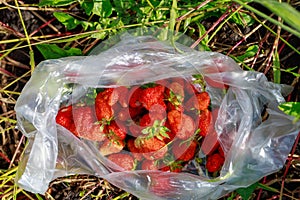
[0,1,299,200]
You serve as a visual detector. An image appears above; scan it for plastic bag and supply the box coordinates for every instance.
[15,28,300,199]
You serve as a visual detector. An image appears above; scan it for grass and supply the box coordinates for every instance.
[0,0,299,199]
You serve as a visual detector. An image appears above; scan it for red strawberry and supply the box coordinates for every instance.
[95,88,125,122]
[127,139,143,161]
[88,125,107,141]
[72,106,106,141]
[97,88,119,106]
[185,91,210,112]
[167,110,182,134]
[198,109,212,137]
[141,159,159,170]
[139,84,165,110]
[95,98,114,121]
[149,103,167,118]
[143,145,168,161]
[95,88,111,101]
[107,120,127,140]
[72,106,95,132]
[172,140,197,162]
[196,92,210,111]
[129,86,142,108]
[107,153,135,171]
[218,145,225,157]
[206,153,225,173]
[99,138,125,156]
[135,137,168,160]
[56,105,75,132]
[139,113,152,127]
[167,110,196,140]
[177,114,195,140]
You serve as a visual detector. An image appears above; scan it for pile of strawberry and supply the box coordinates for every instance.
[56,76,225,175]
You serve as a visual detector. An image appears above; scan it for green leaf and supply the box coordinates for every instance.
[278,102,300,121]
[80,1,94,15]
[39,0,76,6]
[169,0,177,32]
[236,182,259,200]
[150,0,163,8]
[277,66,300,78]
[113,0,135,12]
[253,0,300,33]
[93,0,113,17]
[231,12,254,27]
[257,183,279,193]
[195,22,210,51]
[54,12,96,30]
[35,194,44,200]
[237,45,259,61]
[91,31,107,39]
[36,44,82,59]
[273,50,281,84]
[53,12,80,30]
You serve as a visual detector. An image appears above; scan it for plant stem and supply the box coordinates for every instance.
[14,0,35,72]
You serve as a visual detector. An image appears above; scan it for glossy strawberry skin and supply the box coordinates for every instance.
[167,110,195,140]
[185,91,210,115]
[141,159,159,170]
[172,140,197,162]
[198,109,212,137]
[127,139,143,161]
[95,99,114,122]
[107,120,127,140]
[135,137,168,160]
[107,153,135,171]
[99,138,125,156]
[206,153,225,173]
[72,106,96,133]
[97,88,118,106]
[196,92,210,111]
[56,105,74,131]
[73,106,106,141]
[139,85,166,111]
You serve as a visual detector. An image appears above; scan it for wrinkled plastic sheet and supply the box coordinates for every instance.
[15,29,300,199]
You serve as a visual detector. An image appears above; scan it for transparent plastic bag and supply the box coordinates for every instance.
[15,28,300,199]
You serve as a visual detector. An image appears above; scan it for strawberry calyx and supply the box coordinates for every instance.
[140,119,170,141]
